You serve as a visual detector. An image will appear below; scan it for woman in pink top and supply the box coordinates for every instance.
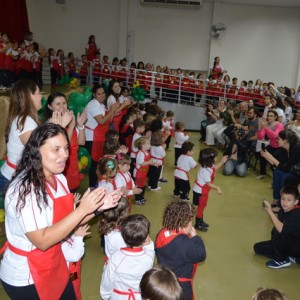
[256,110,284,179]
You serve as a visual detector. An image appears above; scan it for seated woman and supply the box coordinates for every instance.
[199,103,217,142]
[260,130,300,212]
[0,123,121,300]
[256,110,284,180]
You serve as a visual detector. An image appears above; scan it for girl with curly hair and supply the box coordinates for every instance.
[155,200,206,300]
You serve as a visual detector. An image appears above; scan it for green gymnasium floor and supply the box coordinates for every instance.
[0,132,298,300]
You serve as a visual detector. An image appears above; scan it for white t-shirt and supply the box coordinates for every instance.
[174,154,197,181]
[0,174,69,286]
[130,133,141,158]
[104,229,126,259]
[274,107,286,125]
[98,179,114,192]
[115,172,135,196]
[150,145,165,166]
[62,235,85,263]
[107,95,117,110]
[174,131,189,149]
[1,116,38,180]
[285,106,293,122]
[193,167,214,194]
[84,99,106,141]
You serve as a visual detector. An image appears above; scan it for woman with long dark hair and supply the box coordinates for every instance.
[0,123,120,300]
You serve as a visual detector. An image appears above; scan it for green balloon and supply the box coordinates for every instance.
[58,78,64,86]
[41,97,47,109]
[83,86,92,93]
[68,102,76,114]
[83,91,92,105]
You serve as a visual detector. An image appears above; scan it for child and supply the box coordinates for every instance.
[62,224,91,300]
[140,265,184,300]
[253,186,300,269]
[79,54,89,85]
[100,214,155,300]
[149,131,166,191]
[130,119,146,174]
[98,197,129,259]
[193,148,228,231]
[252,287,288,300]
[173,141,197,200]
[162,110,174,150]
[48,47,58,87]
[97,157,118,192]
[115,153,142,198]
[174,121,189,166]
[155,200,206,300]
[119,111,137,153]
[134,137,159,205]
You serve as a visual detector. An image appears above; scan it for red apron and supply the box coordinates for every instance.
[1,177,74,300]
[69,256,82,300]
[86,111,110,161]
[195,167,216,218]
[135,150,150,188]
[117,171,133,212]
[64,130,80,191]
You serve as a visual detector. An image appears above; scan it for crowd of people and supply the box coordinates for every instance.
[0,31,300,299]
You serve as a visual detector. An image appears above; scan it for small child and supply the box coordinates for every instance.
[155,200,206,300]
[148,131,166,191]
[97,157,118,192]
[134,137,159,205]
[100,214,155,300]
[98,197,129,259]
[130,119,146,174]
[254,186,300,269]
[162,110,174,150]
[62,224,91,300]
[115,153,142,210]
[193,148,227,232]
[173,141,197,200]
[140,265,184,300]
[252,287,288,300]
[174,121,189,166]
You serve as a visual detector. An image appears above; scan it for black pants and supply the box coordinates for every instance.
[253,228,300,261]
[85,141,98,188]
[135,187,145,201]
[1,279,75,300]
[174,148,182,166]
[165,135,171,150]
[259,145,277,175]
[148,165,162,189]
[174,178,190,199]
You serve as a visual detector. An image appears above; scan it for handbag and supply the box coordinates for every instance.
[291,163,300,177]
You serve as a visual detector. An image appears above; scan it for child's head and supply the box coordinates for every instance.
[162,200,195,232]
[252,287,288,300]
[140,265,184,300]
[175,121,184,131]
[151,131,163,146]
[280,186,299,212]
[181,141,194,155]
[97,157,117,179]
[134,137,150,151]
[121,214,150,247]
[116,153,131,173]
[166,110,174,119]
[81,54,87,62]
[121,86,130,97]
[103,138,119,156]
[199,148,218,167]
[105,129,119,141]
[133,119,145,133]
[98,197,129,235]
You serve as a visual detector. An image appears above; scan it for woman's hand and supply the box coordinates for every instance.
[77,110,87,127]
[61,110,73,128]
[78,187,106,215]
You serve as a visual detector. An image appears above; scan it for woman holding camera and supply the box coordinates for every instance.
[260,130,300,212]
[256,110,284,180]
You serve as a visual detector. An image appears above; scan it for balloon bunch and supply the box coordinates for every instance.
[68,86,93,116]
[69,77,80,89]
[58,74,71,86]
[78,147,91,181]
[102,78,111,92]
[131,81,147,102]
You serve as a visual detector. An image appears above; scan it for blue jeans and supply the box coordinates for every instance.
[0,171,9,209]
[273,168,290,201]
[223,159,247,177]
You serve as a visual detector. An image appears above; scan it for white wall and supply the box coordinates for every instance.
[26,0,300,88]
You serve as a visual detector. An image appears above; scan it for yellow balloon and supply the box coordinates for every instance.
[0,209,5,223]
[78,161,83,171]
[80,156,88,165]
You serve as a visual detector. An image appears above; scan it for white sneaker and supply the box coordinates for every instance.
[150,187,161,191]
[256,175,266,180]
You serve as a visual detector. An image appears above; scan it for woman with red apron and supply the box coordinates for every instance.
[0,123,118,300]
[84,84,119,187]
